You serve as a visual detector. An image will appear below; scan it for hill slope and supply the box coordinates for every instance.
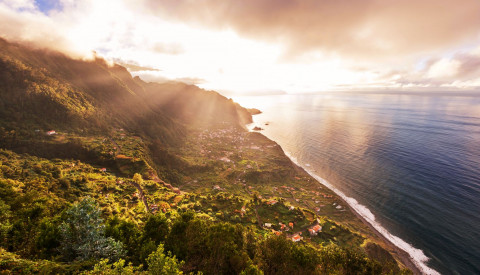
[0,38,412,274]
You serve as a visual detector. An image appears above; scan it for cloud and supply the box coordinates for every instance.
[376,48,480,89]
[2,0,36,10]
[112,59,162,72]
[0,1,70,53]
[133,70,206,85]
[152,42,184,55]
[427,59,461,79]
[174,77,205,85]
[0,0,98,58]
[456,54,480,78]
[138,0,480,60]
[1,0,479,92]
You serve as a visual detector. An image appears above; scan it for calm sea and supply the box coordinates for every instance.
[233,93,480,275]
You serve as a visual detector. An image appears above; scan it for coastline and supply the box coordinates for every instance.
[248,125,426,274]
[285,142,424,274]
[286,151,423,274]
[346,200,422,275]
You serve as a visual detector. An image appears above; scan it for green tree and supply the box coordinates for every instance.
[59,197,124,261]
[0,199,12,247]
[133,173,143,186]
[146,244,183,275]
[257,235,320,275]
[240,261,264,275]
[35,217,61,259]
[106,217,142,263]
[81,259,142,275]
[142,213,170,245]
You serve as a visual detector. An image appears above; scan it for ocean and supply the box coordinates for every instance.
[233,93,480,275]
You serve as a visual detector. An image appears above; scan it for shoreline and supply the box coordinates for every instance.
[346,199,422,274]
[247,124,428,274]
[286,152,425,274]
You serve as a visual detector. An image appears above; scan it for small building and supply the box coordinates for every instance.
[336,205,342,209]
[266,200,278,205]
[46,130,56,135]
[309,224,322,236]
[312,225,322,232]
[264,223,272,228]
[288,206,295,210]
[289,222,294,228]
[291,234,302,242]
[219,157,231,163]
[100,168,107,172]
[314,207,321,212]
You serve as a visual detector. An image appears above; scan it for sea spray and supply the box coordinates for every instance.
[282,150,441,275]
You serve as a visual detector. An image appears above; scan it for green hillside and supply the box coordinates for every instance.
[0,38,411,274]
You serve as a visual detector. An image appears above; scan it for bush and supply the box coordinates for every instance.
[146,244,183,275]
[81,259,141,275]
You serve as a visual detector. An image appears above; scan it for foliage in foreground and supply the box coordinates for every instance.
[59,198,124,262]
[0,147,409,274]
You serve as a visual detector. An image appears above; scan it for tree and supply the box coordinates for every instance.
[0,199,12,246]
[105,217,142,264]
[240,261,264,275]
[146,244,183,275]
[142,213,170,245]
[35,217,61,259]
[257,235,320,275]
[81,259,142,275]
[133,173,143,186]
[59,197,124,261]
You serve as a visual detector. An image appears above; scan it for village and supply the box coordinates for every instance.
[160,125,366,246]
[33,124,368,249]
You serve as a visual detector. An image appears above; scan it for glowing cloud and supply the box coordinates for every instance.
[0,0,479,93]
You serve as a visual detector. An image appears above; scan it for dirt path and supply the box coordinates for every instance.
[132,181,150,213]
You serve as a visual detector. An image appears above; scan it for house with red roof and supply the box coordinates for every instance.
[291,234,302,242]
[309,224,323,236]
[266,200,278,205]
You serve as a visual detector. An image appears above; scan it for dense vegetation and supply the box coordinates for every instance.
[0,38,411,274]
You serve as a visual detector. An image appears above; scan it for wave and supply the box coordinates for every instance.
[282,151,441,275]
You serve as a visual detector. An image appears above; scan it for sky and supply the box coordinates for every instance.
[1,0,480,94]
